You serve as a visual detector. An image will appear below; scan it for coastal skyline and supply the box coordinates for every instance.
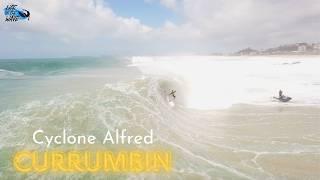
[1,0,320,58]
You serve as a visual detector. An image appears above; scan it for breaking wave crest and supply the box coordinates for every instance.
[132,56,320,109]
[0,69,24,79]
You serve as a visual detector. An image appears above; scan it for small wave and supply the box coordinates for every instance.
[0,69,24,79]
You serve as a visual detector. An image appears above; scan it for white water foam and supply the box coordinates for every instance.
[0,69,24,79]
[131,56,320,109]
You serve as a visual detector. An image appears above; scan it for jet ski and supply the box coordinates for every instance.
[273,96,292,102]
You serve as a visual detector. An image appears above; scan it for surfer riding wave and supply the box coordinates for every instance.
[169,90,176,99]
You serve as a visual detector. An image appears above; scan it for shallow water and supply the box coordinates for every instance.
[0,56,319,179]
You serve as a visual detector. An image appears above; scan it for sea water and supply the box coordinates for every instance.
[0,56,319,179]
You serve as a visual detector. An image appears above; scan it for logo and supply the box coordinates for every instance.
[3,4,30,22]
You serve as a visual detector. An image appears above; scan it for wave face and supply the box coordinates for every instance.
[3,77,243,179]
[132,56,320,109]
[0,56,320,179]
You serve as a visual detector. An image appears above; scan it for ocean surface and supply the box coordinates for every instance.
[0,56,319,179]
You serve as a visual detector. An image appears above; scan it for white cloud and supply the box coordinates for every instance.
[159,0,177,9]
[1,0,152,41]
[1,0,320,57]
[178,0,320,49]
[144,0,177,9]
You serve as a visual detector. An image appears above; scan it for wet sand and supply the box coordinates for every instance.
[168,105,320,179]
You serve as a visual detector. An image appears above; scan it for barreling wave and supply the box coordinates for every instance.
[0,77,181,147]
[0,76,258,179]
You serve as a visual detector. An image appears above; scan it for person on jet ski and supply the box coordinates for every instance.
[279,89,284,99]
[169,90,176,99]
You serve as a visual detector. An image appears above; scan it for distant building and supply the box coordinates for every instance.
[297,43,307,52]
[313,43,320,50]
[233,42,320,55]
[236,48,259,55]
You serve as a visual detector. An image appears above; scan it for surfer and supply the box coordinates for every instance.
[169,90,176,99]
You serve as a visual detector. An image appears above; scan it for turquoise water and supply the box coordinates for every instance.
[0,57,119,76]
[0,57,131,110]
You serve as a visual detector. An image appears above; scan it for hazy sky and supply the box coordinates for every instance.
[0,0,319,58]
